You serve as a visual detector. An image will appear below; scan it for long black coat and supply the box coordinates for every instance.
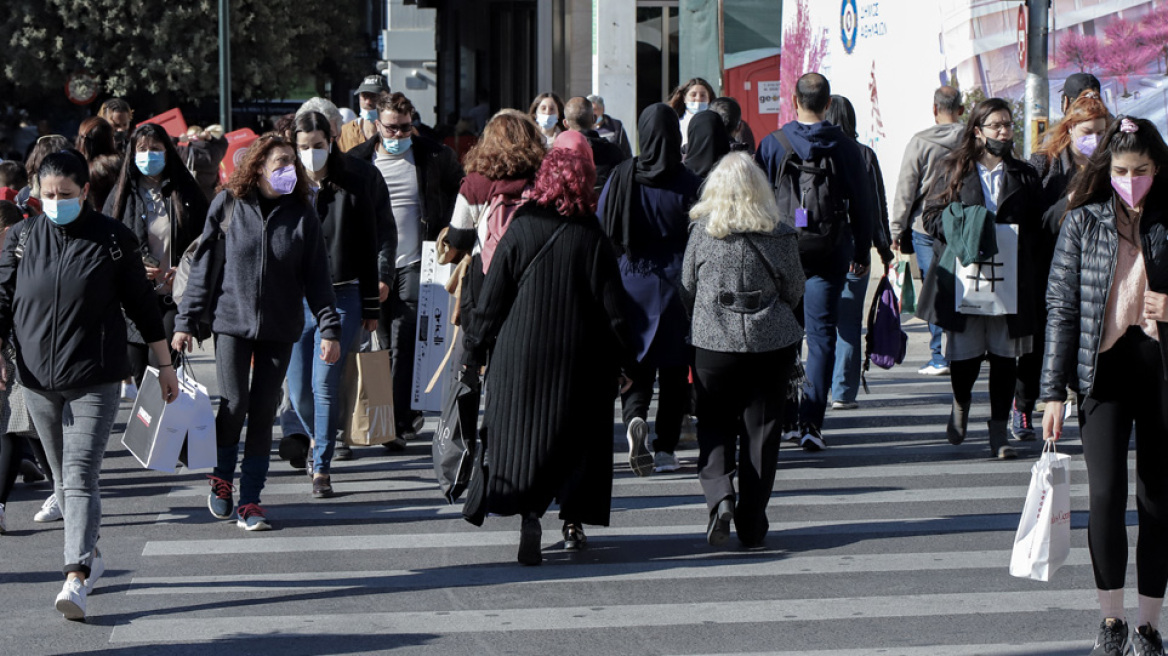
[917,156,1045,337]
[463,205,635,525]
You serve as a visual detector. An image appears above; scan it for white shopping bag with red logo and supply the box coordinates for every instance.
[122,367,197,472]
[1009,440,1072,581]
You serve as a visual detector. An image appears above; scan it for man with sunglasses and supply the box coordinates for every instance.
[348,93,464,444]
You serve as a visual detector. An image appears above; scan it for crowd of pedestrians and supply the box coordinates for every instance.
[0,69,1164,656]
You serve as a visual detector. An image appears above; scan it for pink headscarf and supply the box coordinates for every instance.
[552,130,596,178]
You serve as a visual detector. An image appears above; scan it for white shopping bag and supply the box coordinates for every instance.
[176,365,217,471]
[412,241,457,412]
[122,367,197,473]
[1009,441,1072,581]
[955,224,1019,316]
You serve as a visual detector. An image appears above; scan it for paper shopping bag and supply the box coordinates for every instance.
[432,374,481,503]
[1009,441,1072,581]
[956,224,1019,316]
[343,338,397,447]
[183,378,217,471]
[122,367,196,473]
[891,259,916,315]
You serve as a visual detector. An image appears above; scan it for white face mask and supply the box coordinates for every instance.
[299,147,329,173]
[685,101,709,115]
[535,113,558,130]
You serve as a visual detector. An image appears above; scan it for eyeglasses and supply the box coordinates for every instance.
[376,121,413,136]
[980,122,1014,133]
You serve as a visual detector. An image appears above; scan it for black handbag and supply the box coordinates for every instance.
[432,371,481,504]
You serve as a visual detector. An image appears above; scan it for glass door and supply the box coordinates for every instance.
[636,1,680,119]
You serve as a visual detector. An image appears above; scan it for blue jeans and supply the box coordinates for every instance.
[831,271,870,404]
[24,382,120,576]
[912,230,946,366]
[287,283,363,475]
[789,245,852,429]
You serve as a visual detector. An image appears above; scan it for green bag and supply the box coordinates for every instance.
[895,259,917,316]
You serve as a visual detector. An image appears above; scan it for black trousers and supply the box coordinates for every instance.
[127,295,180,386]
[378,261,421,430]
[694,345,794,545]
[1080,327,1168,597]
[0,433,21,505]
[621,356,689,455]
[1014,311,1046,414]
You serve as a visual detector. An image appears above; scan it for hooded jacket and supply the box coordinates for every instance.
[890,122,964,245]
[754,120,876,268]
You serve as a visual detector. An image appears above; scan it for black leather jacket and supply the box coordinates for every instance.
[1041,190,1168,401]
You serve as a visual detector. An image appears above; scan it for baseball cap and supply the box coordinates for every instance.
[1063,73,1101,103]
[355,75,389,96]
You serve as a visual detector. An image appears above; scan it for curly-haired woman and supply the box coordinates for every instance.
[173,133,341,532]
[462,146,635,566]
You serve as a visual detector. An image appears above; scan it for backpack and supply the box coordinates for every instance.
[861,273,908,390]
[770,130,850,261]
[478,187,531,274]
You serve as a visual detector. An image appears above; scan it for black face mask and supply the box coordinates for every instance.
[983,137,1013,158]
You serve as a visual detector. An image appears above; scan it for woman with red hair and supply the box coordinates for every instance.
[462,147,635,565]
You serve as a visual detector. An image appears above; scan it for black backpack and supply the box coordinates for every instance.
[770,129,850,261]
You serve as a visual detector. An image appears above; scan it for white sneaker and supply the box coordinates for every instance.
[34,493,62,522]
[54,577,87,621]
[86,551,104,592]
[917,362,951,376]
[626,418,653,477]
[121,381,138,400]
[678,415,698,447]
[831,400,859,410]
[653,451,681,473]
[0,503,6,533]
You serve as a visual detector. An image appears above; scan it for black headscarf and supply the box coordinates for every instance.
[683,111,730,179]
[601,103,682,258]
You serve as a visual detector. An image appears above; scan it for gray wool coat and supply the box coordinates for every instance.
[681,221,805,353]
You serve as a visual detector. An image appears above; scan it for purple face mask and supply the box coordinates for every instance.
[267,164,298,196]
[1074,134,1099,157]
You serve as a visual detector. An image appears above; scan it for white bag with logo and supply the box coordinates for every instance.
[122,367,197,473]
[175,363,217,471]
[955,223,1019,316]
[1009,440,1072,581]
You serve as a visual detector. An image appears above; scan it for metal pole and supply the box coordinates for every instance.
[1023,0,1049,158]
[218,0,233,132]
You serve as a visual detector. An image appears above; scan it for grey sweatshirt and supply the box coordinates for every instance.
[890,122,964,241]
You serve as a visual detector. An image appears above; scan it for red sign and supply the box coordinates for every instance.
[142,108,189,138]
[219,128,259,184]
[1017,6,1028,70]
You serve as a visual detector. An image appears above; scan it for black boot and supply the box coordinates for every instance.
[988,420,1016,459]
[518,515,542,566]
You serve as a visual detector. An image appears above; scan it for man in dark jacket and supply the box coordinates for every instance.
[589,95,633,160]
[348,92,464,441]
[754,73,877,452]
[563,96,628,194]
[890,86,965,376]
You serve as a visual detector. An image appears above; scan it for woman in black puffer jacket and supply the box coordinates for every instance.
[1042,116,1168,655]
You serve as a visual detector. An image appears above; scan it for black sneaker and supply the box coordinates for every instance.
[333,443,353,461]
[1010,400,1037,441]
[207,475,235,520]
[278,433,309,469]
[1091,618,1132,656]
[800,424,826,452]
[1134,624,1165,656]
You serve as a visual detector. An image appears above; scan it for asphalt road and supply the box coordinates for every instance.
[0,322,1137,655]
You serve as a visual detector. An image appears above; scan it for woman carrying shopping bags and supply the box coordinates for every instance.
[0,150,177,620]
[1042,116,1168,656]
[173,133,341,532]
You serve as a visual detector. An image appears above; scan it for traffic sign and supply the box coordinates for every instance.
[1017,6,1027,70]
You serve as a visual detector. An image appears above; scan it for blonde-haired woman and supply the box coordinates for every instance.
[681,152,804,548]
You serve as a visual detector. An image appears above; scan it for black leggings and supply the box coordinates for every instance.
[1080,327,1168,597]
[0,433,21,504]
[950,354,1017,421]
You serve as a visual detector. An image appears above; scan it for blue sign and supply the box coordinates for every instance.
[841,0,858,54]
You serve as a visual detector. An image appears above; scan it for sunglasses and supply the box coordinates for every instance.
[375,121,413,136]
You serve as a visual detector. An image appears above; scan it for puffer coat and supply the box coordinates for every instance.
[1041,189,1168,401]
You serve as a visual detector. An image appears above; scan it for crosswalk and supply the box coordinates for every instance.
[89,335,1138,656]
[2,326,1144,654]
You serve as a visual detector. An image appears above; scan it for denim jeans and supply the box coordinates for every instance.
[287,283,363,474]
[24,382,120,577]
[213,335,294,507]
[911,230,946,366]
[831,271,870,404]
[787,243,852,429]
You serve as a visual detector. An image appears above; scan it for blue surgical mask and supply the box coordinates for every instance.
[361,109,378,122]
[685,101,708,115]
[382,136,412,156]
[135,151,166,177]
[535,113,558,130]
[44,197,84,226]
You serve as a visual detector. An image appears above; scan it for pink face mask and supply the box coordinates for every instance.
[1112,175,1154,208]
